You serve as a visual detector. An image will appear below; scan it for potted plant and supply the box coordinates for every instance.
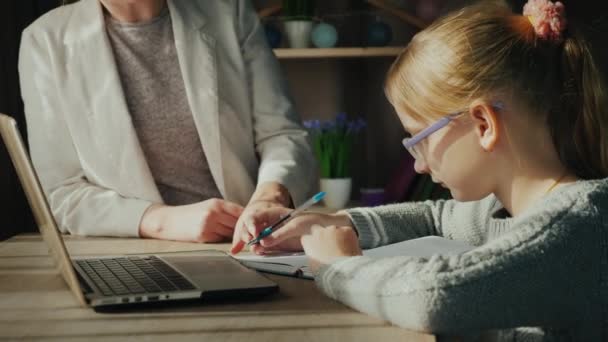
[304,113,366,209]
[282,0,316,48]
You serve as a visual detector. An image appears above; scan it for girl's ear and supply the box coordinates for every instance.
[469,100,500,152]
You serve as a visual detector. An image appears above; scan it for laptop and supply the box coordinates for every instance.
[0,113,278,309]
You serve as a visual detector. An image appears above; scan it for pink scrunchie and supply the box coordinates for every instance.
[523,0,567,42]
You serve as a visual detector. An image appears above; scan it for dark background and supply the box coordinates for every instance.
[0,0,59,240]
[0,0,606,240]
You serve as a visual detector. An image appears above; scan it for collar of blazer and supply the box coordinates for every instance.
[59,0,226,201]
[63,0,208,43]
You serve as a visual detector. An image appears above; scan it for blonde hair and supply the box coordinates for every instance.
[385,0,608,179]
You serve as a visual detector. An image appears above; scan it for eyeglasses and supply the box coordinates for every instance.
[402,102,504,160]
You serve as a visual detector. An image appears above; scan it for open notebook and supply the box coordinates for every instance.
[235,236,474,279]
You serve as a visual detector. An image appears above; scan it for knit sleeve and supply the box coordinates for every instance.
[346,196,499,249]
[315,204,594,335]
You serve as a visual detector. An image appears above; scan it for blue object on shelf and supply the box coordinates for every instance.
[311,22,338,48]
[264,24,282,48]
[367,20,393,47]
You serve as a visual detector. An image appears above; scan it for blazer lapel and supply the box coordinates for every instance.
[167,0,226,198]
[63,0,162,202]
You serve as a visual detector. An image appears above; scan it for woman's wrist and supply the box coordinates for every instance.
[252,182,292,207]
[138,203,168,238]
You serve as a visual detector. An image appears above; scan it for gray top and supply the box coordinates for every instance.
[105,6,221,205]
[316,178,608,341]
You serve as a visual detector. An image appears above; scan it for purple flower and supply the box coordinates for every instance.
[304,113,366,178]
[336,112,348,127]
[322,121,336,131]
[346,117,367,134]
[346,121,357,133]
[356,118,366,130]
[313,119,321,129]
[303,119,322,131]
[304,113,366,134]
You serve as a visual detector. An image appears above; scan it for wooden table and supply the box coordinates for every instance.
[0,234,440,341]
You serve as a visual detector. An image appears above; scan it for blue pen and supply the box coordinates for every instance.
[246,191,326,246]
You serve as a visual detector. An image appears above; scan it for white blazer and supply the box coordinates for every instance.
[19,0,316,237]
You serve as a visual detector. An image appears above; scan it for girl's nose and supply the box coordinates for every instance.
[414,158,430,174]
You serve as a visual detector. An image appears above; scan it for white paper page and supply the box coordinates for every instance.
[235,236,473,272]
[235,252,308,269]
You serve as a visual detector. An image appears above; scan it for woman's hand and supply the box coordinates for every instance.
[230,182,294,254]
[230,199,289,254]
[301,225,362,273]
[138,199,244,243]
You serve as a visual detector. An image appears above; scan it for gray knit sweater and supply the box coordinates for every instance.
[316,178,608,341]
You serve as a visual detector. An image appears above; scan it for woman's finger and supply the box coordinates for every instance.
[214,212,240,229]
[260,221,299,247]
[211,223,235,238]
[217,199,245,218]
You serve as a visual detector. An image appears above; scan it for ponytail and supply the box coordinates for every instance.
[549,25,608,179]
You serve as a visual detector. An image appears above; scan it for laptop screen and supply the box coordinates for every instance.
[0,113,87,306]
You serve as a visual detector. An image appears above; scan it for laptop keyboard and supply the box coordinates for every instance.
[75,256,196,297]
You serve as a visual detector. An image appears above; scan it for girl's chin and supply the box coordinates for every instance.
[451,192,468,202]
[448,188,468,201]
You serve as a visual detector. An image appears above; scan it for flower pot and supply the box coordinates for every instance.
[320,178,352,209]
[284,20,314,48]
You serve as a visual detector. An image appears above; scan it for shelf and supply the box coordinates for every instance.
[273,47,403,59]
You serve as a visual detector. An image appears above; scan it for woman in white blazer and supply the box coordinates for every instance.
[19,0,316,246]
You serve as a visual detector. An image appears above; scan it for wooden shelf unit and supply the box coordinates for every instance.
[273,47,403,59]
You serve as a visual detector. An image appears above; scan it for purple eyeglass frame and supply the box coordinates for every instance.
[402,101,504,151]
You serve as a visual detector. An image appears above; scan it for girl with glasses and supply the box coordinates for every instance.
[235,0,608,339]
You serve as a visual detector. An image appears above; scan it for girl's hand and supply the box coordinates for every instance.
[139,199,244,243]
[301,225,363,273]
